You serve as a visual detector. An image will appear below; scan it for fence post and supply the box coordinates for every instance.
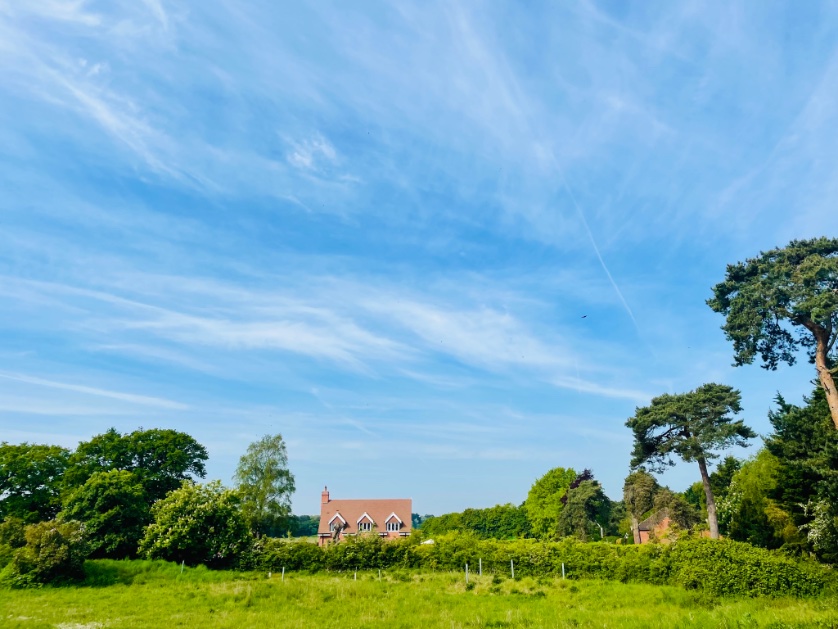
[378,569,381,582]
[479,558,482,576]
[510,560,514,579]
[282,567,285,581]
[180,560,184,575]
[354,570,357,581]
[562,563,565,580]
[465,563,469,584]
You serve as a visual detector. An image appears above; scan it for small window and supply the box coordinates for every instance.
[358,521,372,532]
[386,520,400,532]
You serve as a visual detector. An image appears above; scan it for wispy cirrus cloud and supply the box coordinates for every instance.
[0,371,187,410]
[3,0,837,512]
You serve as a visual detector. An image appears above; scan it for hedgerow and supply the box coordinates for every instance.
[249,534,836,598]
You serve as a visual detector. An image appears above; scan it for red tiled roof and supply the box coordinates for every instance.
[318,497,412,536]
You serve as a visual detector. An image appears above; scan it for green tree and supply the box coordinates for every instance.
[523,467,577,540]
[623,469,659,544]
[708,237,838,430]
[60,470,148,558]
[557,479,612,541]
[626,383,755,539]
[652,487,701,531]
[717,449,798,550]
[684,456,742,518]
[419,504,529,539]
[65,428,208,503]
[764,387,838,562]
[288,514,320,537]
[139,481,251,568]
[233,434,295,537]
[0,443,69,523]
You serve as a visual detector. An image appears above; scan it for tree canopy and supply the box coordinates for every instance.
[0,443,69,523]
[60,470,148,559]
[708,237,838,429]
[623,469,659,544]
[626,383,755,538]
[557,478,612,541]
[233,434,295,537]
[65,428,208,503]
[523,466,578,540]
[764,387,838,562]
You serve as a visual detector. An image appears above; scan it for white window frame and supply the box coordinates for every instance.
[384,512,402,533]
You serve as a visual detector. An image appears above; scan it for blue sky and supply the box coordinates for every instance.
[2,1,838,516]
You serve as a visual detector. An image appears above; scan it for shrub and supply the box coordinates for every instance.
[241,531,835,598]
[667,539,829,598]
[0,520,87,587]
[139,481,251,569]
[254,538,326,572]
[0,517,26,569]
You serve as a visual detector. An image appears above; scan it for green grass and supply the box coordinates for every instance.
[1,560,837,628]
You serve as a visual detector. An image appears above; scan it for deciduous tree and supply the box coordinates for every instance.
[65,428,208,504]
[708,237,838,430]
[139,481,251,567]
[60,470,148,558]
[626,383,755,539]
[233,434,295,537]
[523,467,577,540]
[0,443,69,523]
[557,479,612,541]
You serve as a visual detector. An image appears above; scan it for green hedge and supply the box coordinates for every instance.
[249,534,835,598]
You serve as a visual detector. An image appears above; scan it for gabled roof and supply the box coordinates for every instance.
[328,513,346,525]
[638,509,670,532]
[318,497,412,536]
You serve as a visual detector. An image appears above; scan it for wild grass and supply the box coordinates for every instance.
[1,560,836,628]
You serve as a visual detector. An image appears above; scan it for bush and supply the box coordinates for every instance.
[667,539,829,597]
[0,517,26,569]
[0,520,87,587]
[139,481,251,569]
[244,532,836,598]
[251,538,326,572]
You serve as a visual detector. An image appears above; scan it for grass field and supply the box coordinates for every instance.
[2,560,837,628]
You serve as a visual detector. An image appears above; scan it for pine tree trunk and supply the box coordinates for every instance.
[813,331,838,431]
[631,514,641,544]
[697,456,719,539]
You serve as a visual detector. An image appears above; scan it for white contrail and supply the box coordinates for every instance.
[556,169,641,334]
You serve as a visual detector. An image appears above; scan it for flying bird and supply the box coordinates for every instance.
[581,315,587,319]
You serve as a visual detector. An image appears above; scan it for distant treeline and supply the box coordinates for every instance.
[420,504,530,539]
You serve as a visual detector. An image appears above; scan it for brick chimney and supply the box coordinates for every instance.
[321,486,330,504]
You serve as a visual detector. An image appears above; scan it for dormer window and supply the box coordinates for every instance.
[357,512,375,532]
[328,513,346,533]
[384,512,402,533]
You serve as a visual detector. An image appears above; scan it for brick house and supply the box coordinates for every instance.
[317,487,412,546]
[637,510,673,544]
